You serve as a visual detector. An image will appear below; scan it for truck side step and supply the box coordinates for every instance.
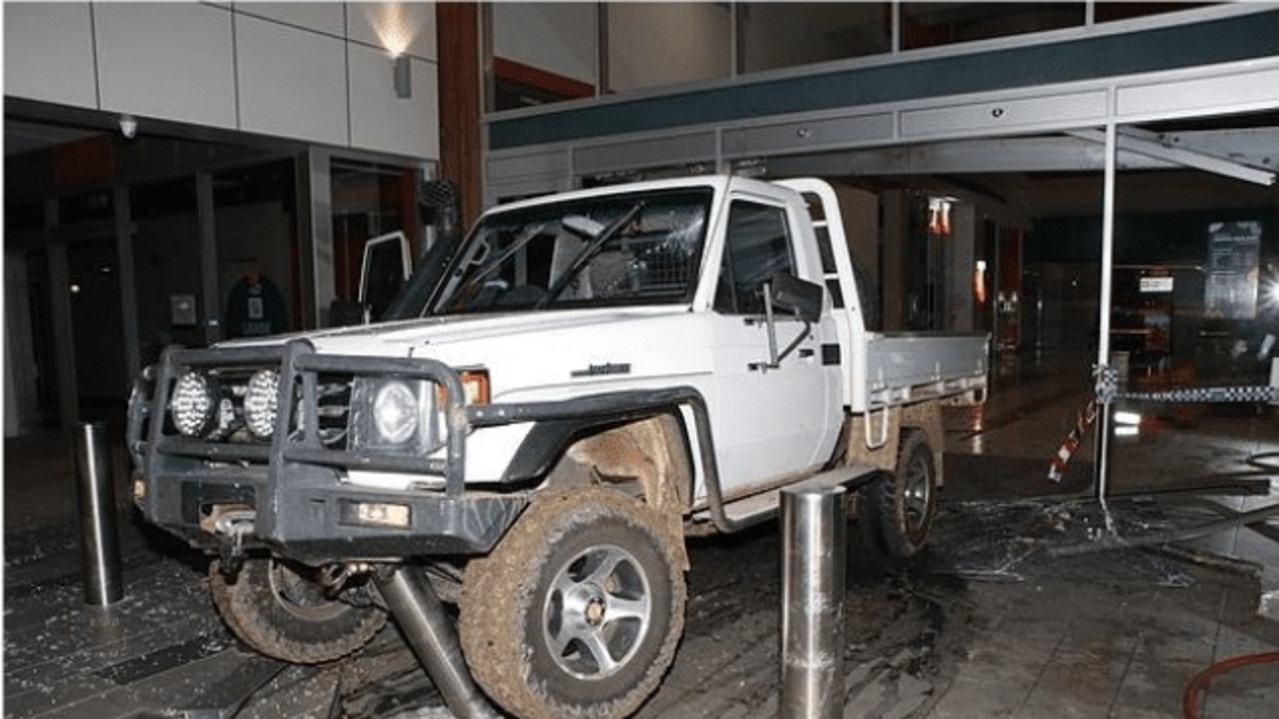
[699,465,880,526]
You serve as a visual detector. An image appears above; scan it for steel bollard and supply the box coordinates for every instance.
[375,566,500,719]
[74,421,123,606]
[780,482,846,719]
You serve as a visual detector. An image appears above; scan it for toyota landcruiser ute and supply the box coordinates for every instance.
[129,175,987,719]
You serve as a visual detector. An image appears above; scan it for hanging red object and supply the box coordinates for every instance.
[927,197,952,236]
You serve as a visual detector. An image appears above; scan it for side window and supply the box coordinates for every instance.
[714,201,795,315]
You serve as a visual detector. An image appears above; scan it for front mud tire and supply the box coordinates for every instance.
[209,557,386,664]
[460,488,686,719]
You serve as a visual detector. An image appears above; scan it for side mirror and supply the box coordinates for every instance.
[751,273,824,372]
[770,273,823,323]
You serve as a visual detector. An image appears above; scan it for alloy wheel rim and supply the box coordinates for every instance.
[542,543,652,680]
[903,453,932,537]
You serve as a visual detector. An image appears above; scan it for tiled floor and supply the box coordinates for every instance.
[930,350,1279,718]
[4,349,1278,718]
[926,545,1279,718]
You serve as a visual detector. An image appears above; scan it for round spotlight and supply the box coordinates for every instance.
[244,369,280,439]
[171,371,215,436]
[373,381,419,445]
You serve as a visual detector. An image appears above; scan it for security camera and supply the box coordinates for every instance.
[119,115,138,139]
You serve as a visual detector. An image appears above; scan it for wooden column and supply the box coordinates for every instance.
[436,2,482,227]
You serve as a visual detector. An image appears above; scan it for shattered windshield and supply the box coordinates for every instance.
[430,188,712,315]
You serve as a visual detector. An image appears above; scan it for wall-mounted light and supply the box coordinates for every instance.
[369,4,413,57]
[393,55,411,100]
[119,114,138,139]
[368,3,414,100]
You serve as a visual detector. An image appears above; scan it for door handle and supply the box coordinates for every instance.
[752,347,814,371]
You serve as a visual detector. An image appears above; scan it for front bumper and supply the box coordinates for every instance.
[128,341,527,563]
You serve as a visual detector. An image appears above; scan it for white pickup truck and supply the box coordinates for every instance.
[128,175,987,719]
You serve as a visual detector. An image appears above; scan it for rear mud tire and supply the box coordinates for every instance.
[460,488,686,719]
[862,428,937,560]
[209,557,386,664]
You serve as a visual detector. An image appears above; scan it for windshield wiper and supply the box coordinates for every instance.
[539,203,643,308]
[428,224,551,314]
[470,224,547,284]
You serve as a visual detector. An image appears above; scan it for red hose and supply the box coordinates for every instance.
[1182,651,1279,719]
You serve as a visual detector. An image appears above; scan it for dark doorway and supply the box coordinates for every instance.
[67,236,128,416]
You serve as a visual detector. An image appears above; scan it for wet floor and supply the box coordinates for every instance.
[5,350,1279,718]
[7,493,1278,719]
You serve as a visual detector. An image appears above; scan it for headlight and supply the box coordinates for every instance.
[171,371,216,436]
[374,381,421,444]
[352,378,431,451]
[352,372,486,452]
[244,369,280,438]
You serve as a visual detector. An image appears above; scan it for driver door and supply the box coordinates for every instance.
[708,189,840,496]
[359,231,413,319]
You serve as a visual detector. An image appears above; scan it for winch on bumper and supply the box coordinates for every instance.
[127,341,530,564]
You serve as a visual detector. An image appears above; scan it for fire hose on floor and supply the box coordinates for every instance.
[1182,651,1279,719]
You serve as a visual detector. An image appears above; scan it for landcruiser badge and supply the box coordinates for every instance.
[571,362,632,378]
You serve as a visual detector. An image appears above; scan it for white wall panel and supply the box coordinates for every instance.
[574,132,717,175]
[3,2,97,108]
[723,113,894,158]
[348,43,438,159]
[95,3,236,128]
[347,2,436,61]
[236,14,348,145]
[235,2,346,36]
[1117,65,1279,122]
[486,149,571,183]
[492,3,597,86]
[899,90,1107,139]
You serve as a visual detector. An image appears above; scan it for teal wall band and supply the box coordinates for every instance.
[490,11,1279,151]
